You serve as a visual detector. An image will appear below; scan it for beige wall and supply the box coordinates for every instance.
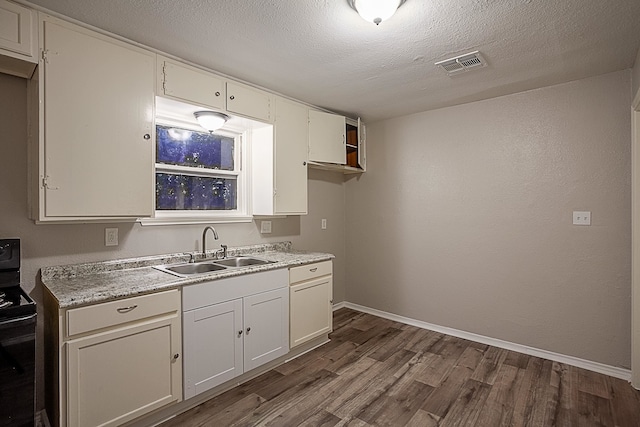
[346,70,632,368]
[633,47,640,100]
[0,72,346,409]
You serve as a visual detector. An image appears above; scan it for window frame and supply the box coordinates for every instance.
[140,117,252,225]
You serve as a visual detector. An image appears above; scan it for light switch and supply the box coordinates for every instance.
[321,219,327,230]
[572,211,591,226]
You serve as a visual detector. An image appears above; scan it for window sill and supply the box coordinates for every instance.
[138,215,253,226]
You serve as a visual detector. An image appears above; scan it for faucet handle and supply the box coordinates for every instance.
[221,245,228,259]
[186,253,195,263]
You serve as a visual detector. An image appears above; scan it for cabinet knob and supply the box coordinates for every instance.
[246,327,251,334]
[229,95,235,100]
[215,91,221,96]
[303,161,307,166]
[173,353,180,360]
[143,134,151,140]
[238,330,243,337]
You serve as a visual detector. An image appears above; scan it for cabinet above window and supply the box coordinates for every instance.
[158,56,273,123]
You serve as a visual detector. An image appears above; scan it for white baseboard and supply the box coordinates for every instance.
[338,301,632,382]
[332,301,347,311]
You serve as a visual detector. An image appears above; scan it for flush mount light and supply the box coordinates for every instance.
[194,111,229,132]
[348,0,406,25]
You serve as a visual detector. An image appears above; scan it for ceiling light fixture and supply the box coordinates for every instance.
[348,0,406,25]
[193,111,229,132]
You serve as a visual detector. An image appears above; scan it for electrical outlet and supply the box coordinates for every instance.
[321,219,327,230]
[572,211,591,226]
[105,228,119,246]
[260,220,272,234]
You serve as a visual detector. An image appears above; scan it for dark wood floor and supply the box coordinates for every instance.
[161,308,640,426]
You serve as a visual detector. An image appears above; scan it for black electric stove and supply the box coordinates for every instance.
[0,239,36,427]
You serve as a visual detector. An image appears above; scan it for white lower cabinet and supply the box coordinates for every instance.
[58,290,182,427]
[182,269,289,399]
[289,261,333,348]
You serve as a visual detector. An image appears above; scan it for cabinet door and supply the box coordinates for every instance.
[226,81,272,122]
[274,97,308,214]
[159,57,226,110]
[0,0,34,57]
[243,287,289,372]
[290,275,333,347]
[183,299,243,399]
[308,110,346,164]
[66,315,181,427]
[358,118,367,171]
[41,19,154,218]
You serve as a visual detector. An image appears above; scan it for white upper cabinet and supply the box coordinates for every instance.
[252,97,308,216]
[0,0,37,77]
[308,109,346,165]
[32,16,155,221]
[274,98,308,214]
[226,81,273,122]
[158,56,226,110]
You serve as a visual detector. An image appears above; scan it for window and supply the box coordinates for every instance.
[151,120,250,223]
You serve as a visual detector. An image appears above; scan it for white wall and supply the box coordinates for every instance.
[0,72,347,410]
[345,70,632,369]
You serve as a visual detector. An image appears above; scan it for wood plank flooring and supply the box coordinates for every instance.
[160,308,640,426]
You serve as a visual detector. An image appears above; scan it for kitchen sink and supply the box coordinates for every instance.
[213,256,275,267]
[154,256,274,277]
[162,263,227,276]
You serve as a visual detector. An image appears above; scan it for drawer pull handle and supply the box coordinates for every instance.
[116,305,138,314]
[310,268,318,272]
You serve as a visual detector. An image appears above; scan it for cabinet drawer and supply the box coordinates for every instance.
[289,261,332,284]
[67,290,180,337]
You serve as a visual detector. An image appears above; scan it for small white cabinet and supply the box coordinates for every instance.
[182,269,289,399]
[226,81,273,122]
[308,111,366,173]
[252,97,308,215]
[45,290,182,427]
[0,0,37,78]
[289,261,333,348]
[308,109,346,164]
[158,56,226,110]
[31,16,155,221]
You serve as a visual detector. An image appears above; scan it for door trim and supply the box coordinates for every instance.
[632,88,640,389]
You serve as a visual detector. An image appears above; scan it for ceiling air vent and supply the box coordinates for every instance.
[435,51,487,76]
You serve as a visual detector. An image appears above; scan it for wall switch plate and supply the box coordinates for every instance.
[321,219,327,230]
[260,220,272,234]
[105,228,118,246]
[573,211,591,226]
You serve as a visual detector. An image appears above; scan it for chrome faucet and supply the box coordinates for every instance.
[202,226,218,257]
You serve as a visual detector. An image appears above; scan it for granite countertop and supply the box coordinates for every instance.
[41,242,334,309]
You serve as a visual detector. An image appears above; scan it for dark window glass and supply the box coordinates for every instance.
[156,125,234,170]
[156,173,237,210]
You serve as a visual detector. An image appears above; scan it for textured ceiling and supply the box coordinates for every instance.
[25,0,640,122]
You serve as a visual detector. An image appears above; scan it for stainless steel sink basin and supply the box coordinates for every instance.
[154,256,274,278]
[154,262,227,277]
[213,257,275,267]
